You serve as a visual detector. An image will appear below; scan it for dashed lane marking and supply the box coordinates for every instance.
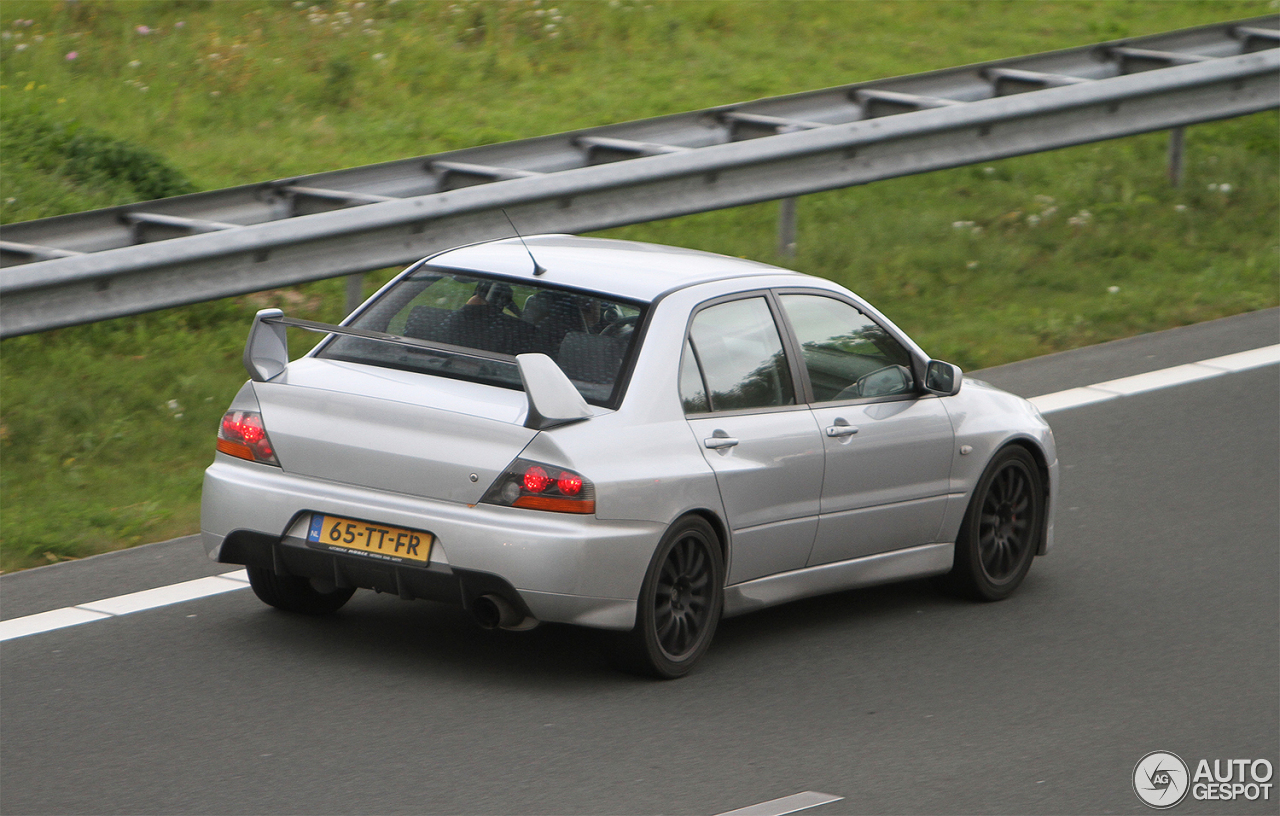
[2,343,1277,643]
[713,791,844,816]
[1028,344,1279,414]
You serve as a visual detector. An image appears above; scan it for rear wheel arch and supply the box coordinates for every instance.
[680,508,728,572]
[614,513,726,678]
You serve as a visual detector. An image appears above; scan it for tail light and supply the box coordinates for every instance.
[481,458,595,514]
[217,409,279,466]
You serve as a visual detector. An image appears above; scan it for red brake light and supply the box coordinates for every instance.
[556,473,583,496]
[523,466,551,493]
[481,459,595,514]
[217,410,279,466]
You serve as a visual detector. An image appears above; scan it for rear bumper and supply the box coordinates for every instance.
[201,455,662,630]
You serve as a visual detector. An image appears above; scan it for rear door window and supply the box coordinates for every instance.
[683,297,795,413]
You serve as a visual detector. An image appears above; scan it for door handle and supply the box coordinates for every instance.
[825,425,859,438]
[704,436,739,450]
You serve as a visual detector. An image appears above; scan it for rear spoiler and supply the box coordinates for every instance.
[243,309,591,430]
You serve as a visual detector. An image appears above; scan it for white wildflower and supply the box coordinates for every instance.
[1107,286,1120,294]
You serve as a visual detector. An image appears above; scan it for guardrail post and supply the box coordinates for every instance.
[345,272,365,316]
[1168,127,1185,186]
[778,197,798,258]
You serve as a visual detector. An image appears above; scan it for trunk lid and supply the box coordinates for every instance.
[254,358,537,504]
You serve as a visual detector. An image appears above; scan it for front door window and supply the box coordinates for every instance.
[778,294,914,402]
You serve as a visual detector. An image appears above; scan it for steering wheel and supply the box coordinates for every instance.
[601,315,639,337]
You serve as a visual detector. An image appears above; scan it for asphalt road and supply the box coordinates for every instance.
[2,309,1277,815]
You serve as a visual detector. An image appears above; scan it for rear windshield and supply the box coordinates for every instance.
[317,266,646,406]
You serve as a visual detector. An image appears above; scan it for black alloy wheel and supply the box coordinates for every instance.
[941,446,1044,602]
[616,516,724,679]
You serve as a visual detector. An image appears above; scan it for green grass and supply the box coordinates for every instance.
[1,1,1277,572]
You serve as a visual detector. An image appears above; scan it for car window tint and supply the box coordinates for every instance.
[688,297,794,412]
[679,339,710,414]
[318,269,645,406]
[779,294,914,402]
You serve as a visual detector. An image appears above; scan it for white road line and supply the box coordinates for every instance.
[1,343,1277,643]
[714,791,843,816]
[0,571,249,642]
[78,574,249,616]
[0,607,112,641]
[1028,343,1279,415]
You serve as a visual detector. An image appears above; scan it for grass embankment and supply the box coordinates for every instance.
[1,1,1276,572]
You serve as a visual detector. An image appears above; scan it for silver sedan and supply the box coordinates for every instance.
[202,235,1058,678]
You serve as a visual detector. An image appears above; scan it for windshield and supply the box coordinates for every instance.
[317,266,647,406]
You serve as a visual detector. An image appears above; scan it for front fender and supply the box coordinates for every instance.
[939,379,1058,554]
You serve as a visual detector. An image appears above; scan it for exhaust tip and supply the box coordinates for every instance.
[472,594,538,631]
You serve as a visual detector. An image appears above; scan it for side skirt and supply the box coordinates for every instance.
[722,542,954,618]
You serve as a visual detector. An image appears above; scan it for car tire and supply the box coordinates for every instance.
[614,516,724,679]
[247,566,356,615]
[940,446,1044,602]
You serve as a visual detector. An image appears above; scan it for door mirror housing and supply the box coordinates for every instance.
[924,360,963,396]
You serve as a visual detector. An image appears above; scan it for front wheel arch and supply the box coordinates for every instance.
[1001,439,1052,555]
[939,444,1045,602]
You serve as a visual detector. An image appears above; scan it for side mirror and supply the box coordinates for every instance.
[924,360,963,397]
[244,309,288,382]
[517,353,594,430]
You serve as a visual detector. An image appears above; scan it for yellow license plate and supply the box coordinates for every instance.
[306,514,432,563]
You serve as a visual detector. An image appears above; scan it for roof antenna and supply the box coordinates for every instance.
[501,209,546,276]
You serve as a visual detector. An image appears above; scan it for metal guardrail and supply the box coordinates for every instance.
[1,17,1276,337]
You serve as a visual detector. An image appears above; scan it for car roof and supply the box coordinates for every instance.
[423,235,802,302]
